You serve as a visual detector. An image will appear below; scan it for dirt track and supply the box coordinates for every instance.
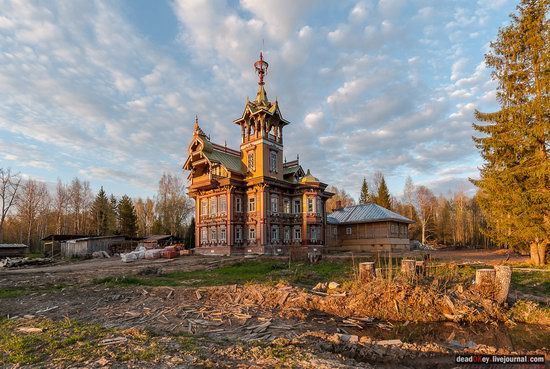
[0,250,546,368]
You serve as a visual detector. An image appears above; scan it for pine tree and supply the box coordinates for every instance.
[91,187,109,236]
[108,195,118,235]
[358,177,372,204]
[375,176,392,210]
[185,217,196,249]
[472,0,549,265]
[118,195,137,237]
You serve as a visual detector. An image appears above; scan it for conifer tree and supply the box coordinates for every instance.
[358,177,372,204]
[375,176,392,210]
[472,0,549,265]
[108,195,118,235]
[91,187,109,236]
[118,195,137,237]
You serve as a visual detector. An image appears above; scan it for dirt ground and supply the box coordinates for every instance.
[0,250,547,368]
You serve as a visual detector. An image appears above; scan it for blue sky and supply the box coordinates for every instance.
[0,0,516,200]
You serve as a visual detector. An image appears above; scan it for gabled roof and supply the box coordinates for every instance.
[328,203,414,224]
[204,148,246,174]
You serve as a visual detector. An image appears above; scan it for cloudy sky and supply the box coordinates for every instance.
[0,0,516,200]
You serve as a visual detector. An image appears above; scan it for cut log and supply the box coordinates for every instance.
[358,262,375,282]
[401,259,416,276]
[475,269,496,286]
[494,265,512,305]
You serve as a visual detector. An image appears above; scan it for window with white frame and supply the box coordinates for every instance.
[210,197,217,215]
[271,226,279,241]
[271,195,278,213]
[220,196,227,214]
[332,226,337,236]
[248,227,256,241]
[283,198,290,213]
[247,151,255,171]
[220,226,226,242]
[269,151,277,172]
[294,227,301,241]
[235,226,242,241]
[201,199,208,216]
[248,197,256,212]
[284,227,290,242]
[201,227,208,244]
[346,227,352,235]
[210,227,217,241]
[236,197,242,212]
[293,199,301,214]
[307,198,314,213]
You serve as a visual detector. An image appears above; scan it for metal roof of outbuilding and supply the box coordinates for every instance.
[0,244,28,249]
[328,203,414,224]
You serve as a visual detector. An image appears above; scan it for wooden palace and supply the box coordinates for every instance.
[183,53,333,255]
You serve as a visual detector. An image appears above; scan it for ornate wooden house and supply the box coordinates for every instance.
[184,54,333,255]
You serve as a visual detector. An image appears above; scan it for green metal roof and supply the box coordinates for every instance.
[205,149,245,174]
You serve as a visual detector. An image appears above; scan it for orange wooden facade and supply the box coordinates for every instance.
[183,55,333,256]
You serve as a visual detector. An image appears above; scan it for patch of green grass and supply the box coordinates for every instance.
[512,270,550,296]
[0,317,175,366]
[0,289,27,299]
[94,258,362,288]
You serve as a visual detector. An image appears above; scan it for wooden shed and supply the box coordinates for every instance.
[42,234,87,257]
[61,236,125,257]
[0,244,28,258]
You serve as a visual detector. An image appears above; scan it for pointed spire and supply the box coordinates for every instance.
[193,115,206,137]
[254,52,269,104]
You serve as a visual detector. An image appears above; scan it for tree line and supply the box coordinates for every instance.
[326,173,490,249]
[0,169,194,252]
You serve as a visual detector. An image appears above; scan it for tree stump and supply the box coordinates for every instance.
[476,269,496,285]
[475,269,497,297]
[401,259,416,276]
[494,265,512,305]
[359,262,375,282]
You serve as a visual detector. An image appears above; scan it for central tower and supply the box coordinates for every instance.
[233,53,289,182]
[184,53,332,256]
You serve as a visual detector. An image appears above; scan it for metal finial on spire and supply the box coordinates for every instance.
[194,115,199,131]
[254,52,268,86]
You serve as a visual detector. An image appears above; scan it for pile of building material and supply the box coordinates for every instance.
[0,257,54,268]
[121,245,192,262]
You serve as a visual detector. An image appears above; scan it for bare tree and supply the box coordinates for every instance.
[17,179,50,248]
[68,178,92,234]
[325,185,355,212]
[155,173,194,237]
[0,168,22,242]
[53,179,69,234]
[414,185,436,244]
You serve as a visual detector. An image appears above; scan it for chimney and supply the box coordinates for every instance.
[335,200,342,210]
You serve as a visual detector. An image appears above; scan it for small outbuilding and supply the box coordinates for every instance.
[42,234,87,257]
[0,244,29,258]
[61,235,126,258]
[326,203,414,253]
